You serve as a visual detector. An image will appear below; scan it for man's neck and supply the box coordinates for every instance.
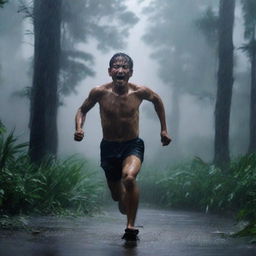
[112,82,129,95]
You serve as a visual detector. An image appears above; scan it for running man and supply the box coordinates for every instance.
[74,53,171,240]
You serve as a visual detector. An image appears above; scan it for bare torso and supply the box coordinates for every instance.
[98,83,143,141]
[75,75,171,146]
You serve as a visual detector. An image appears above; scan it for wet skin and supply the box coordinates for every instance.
[74,56,171,231]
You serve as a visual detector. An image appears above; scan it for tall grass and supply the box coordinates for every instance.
[0,129,104,216]
[139,156,256,236]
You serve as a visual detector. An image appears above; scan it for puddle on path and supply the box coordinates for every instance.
[0,207,255,256]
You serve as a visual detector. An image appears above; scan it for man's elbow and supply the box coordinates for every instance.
[153,97,162,107]
[79,107,87,114]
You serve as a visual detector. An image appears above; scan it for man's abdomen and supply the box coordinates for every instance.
[101,117,139,142]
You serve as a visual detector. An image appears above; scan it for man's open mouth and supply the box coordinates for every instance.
[116,75,125,80]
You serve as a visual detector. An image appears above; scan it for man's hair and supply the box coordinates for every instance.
[109,52,133,69]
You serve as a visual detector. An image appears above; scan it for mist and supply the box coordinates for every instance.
[0,0,251,166]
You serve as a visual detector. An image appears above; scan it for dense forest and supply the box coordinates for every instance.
[0,0,256,238]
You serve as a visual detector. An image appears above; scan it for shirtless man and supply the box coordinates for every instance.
[74,53,171,240]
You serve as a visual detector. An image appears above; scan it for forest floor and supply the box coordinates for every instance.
[0,206,255,256]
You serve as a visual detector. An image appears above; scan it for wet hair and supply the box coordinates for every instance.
[109,52,133,69]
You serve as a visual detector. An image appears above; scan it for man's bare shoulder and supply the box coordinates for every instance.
[128,83,145,92]
[89,83,112,97]
[129,83,153,97]
[92,83,111,92]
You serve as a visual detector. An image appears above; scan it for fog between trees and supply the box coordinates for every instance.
[0,0,254,167]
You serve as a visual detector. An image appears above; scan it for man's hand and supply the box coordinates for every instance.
[161,130,171,146]
[74,129,84,141]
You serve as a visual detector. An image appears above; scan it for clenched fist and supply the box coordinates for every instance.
[74,129,84,141]
[161,130,172,146]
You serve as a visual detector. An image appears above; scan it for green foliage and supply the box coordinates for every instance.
[0,130,28,170]
[0,120,6,134]
[230,154,256,222]
[61,0,138,50]
[240,0,256,40]
[0,215,29,230]
[232,221,256,241]
[0,0,7,8]
[195,7,218,48]
[239,40,256,60]
[240,0,256,60]
[0,130,103,216]
[140,158,234,212]
[140,155,256,236]
[59,50,95,96]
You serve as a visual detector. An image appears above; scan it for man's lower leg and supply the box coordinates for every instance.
[123,176,139,229]
[118,183,127,214]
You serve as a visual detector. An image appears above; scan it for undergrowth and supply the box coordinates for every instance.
[139,156,256,238]
[0,128,104,219]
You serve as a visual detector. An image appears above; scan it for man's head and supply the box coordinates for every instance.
[109,52,133,70]
[108,53,133,88]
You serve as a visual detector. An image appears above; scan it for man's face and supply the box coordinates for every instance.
[108,56,133,87]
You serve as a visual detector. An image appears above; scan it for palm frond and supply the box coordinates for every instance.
[0,131,28,170]
[0,120,6,135]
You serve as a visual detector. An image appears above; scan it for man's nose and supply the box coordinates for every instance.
[117,67,124,72]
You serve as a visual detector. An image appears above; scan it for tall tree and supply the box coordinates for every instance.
[240,0,256,154]
[214,0,235,168]
[29,0,62,162]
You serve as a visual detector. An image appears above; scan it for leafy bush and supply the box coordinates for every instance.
[0,130,103,215]
[140,156,256,223]
[230,154,256,222]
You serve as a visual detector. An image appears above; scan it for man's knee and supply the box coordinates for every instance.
[123,174,136,190]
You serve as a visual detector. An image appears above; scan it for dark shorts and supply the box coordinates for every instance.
[100,137,145,182]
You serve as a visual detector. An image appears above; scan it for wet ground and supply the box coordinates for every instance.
[0,206,255,256]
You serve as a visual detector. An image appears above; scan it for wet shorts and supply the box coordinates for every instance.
[100,137,144,182]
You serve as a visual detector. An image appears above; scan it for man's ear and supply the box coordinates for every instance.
[129,69,133,77]
[108,67,111,76]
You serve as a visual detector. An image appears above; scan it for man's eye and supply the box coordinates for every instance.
[112,65,129,69]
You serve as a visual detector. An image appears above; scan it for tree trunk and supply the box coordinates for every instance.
[214,0,235,168]
[29,0,62,163]
[248,33,256,153]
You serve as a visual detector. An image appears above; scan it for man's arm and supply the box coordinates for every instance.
[140,86,171,146]
[74,87,101,141]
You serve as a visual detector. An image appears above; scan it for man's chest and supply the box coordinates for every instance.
[99,94,141,118]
